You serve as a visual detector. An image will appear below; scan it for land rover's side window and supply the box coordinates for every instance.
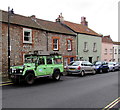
[38,58,45,65]
[46,58,52,64]
[54,58,62,64]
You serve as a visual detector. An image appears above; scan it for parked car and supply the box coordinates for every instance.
[108,62,119,71]
[10,52,64,85]
[117,62,120,71]
[66,61,96,76]
[94,61,109,73]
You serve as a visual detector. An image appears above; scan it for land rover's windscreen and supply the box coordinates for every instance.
[25,57,38,63]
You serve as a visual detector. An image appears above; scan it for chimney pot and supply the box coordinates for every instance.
[81,16,88,26]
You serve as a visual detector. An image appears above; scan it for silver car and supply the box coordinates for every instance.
[108,62,119,71]
[66,61,96,76]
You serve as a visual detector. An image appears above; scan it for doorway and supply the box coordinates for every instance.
[89,57,93,63]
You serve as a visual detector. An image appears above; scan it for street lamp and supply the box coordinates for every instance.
[8,7,14,78]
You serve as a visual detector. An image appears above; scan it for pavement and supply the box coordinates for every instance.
[0,73,11,84]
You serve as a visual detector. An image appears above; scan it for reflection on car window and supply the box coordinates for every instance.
[72,61,80,66]
[95,62,102,65]
[25,57,38,63]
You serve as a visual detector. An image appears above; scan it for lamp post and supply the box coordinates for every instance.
[8,7,14,78]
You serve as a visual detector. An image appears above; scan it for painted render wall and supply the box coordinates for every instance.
[113,44,120,62]
[78,34,102,63]
[101,42,113,62]
[113,44,118,62]
[0,11,2,73]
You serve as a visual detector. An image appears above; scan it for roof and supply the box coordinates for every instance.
[1,10,76,36]
[113,42,120,45]
[62,21,101,37]
[102,35,113,43]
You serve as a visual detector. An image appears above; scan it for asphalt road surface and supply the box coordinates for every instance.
[2,71,119,109]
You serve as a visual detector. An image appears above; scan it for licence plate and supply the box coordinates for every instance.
[69,68,75,70]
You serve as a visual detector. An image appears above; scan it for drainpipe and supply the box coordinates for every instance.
[46,32,48,51]
[76,33,78,60]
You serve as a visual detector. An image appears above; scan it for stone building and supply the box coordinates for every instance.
[0,10,76,74]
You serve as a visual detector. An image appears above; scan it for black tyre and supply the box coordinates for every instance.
[92,69,96,75]
[99,69,102,73]
[112,68,115,72]
[25,73,35,85]
[52,70,61,81]
[80,71,85,77]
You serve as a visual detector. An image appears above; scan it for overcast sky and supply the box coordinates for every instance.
[0,0,119,41]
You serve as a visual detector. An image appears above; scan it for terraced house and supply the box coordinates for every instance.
[113,42,120,62]
[0,10,76,74]
[56,14,102,63]
[101,35,113,62]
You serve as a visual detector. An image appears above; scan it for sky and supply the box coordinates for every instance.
[0,0,119,41]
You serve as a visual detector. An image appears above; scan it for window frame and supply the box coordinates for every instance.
[67,39,72,51]
[104,48,107,55]
[93,42,97,52]
[83,42,88,52]
[23,28,32,44]
[52,37,60,51]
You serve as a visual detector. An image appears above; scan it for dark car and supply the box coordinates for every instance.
[94,61,109,73]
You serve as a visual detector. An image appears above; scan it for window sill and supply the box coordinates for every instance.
[83,49,89,52]
[53,49,59,51]
[23,42,32,44]
[67,49,72,52]
[93,50,97,52]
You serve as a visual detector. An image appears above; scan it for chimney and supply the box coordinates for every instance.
[56,13,64,23]
[81,17,88,26]
[30,15,36,19]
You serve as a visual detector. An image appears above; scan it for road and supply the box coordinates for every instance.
[2,71,119,109]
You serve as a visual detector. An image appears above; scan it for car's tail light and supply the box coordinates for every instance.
[77,66,81,70]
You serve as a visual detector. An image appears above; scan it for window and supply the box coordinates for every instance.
[93,43,97,52]
[23,28,32,43]
[54,58,62,64]
[119,49,120,54]
[38,58,45,65]
[104,49,107,55]
[110,49,113,54]
[46,58,53,64]
[67,39,72,51]
[52,37,60,50]
[83,42,88,52]
[114,49,117,54]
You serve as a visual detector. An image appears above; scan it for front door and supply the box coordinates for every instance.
[89,57,93,63]
[46,57,53,75]
[36,57,46,76]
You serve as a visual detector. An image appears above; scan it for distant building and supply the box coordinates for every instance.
[56,14,102,63]
[0,10,76,74]
[101,35,113,62]
[113,42,120,62]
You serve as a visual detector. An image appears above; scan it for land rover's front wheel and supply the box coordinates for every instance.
[25,73,35,85]
[52,70,61,81]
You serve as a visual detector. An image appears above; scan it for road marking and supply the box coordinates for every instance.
[0,82,13,86]
[102,97,120,110]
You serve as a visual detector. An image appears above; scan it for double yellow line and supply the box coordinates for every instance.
[0,81,13,86]
[102,97,120,110]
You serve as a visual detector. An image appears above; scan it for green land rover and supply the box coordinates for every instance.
[10,53,64,84]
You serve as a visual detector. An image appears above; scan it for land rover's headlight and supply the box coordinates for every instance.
[20,70,23,73]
